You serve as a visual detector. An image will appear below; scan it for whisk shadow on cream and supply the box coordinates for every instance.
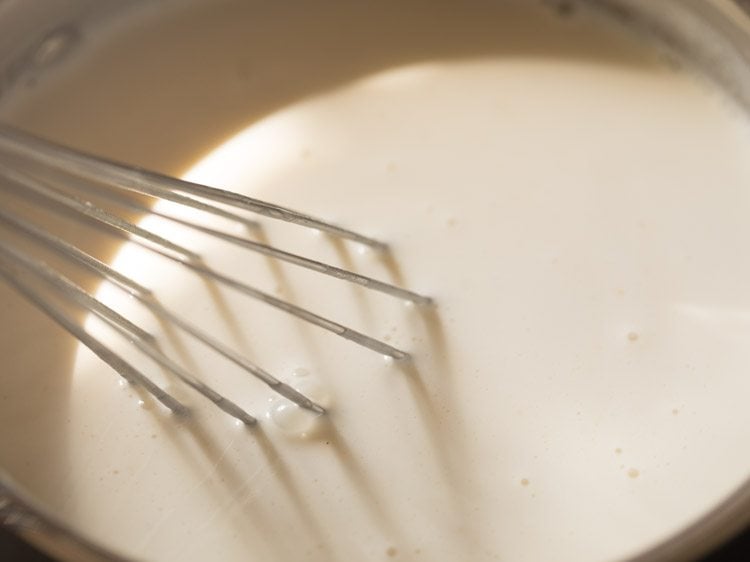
[246,431,338,562]
[395,309,486,556]
[311,420,411,550]
[128,415,292,559]
[152,420,364,561]
[325,237,411,337]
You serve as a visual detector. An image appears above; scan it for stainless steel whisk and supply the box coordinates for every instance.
[0,124,432,424]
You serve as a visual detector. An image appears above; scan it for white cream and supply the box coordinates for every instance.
[2,1,750,561]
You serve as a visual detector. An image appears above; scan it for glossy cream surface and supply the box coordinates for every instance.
[1,1,750,561]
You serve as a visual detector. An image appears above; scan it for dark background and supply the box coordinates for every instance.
[0,524,747,561]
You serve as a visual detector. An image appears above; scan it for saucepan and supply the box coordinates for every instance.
[0,1,748,560]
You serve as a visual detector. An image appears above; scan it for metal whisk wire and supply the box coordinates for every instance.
[0,124,432,424]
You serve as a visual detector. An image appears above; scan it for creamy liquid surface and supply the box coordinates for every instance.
[2,1,750,561]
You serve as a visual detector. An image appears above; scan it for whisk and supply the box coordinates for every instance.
[0,124,432,425]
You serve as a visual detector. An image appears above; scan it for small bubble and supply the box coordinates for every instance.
[383,356,395,365]
[289,376,330,407]
[267,376,328,437]
[520,478,530,486]
[627,332,639,342]
[293,368,310,378]
[268,401,320,437]
[403,300,415,310]
[356,244,372,256]
[118,378,128,388]
[141,398,157,411]
[627,468,640,479]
